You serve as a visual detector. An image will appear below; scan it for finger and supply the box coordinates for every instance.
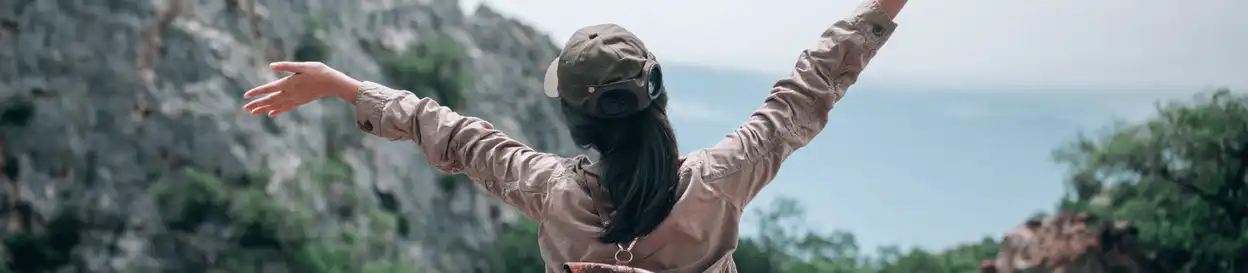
[243,77,287,99]
[242,97,270,113]
[270,62,319,74]
[250,96,302,116]
[249,103,283,116]
[268,103,302,117]
[242,92,284,112]
[267,106,294,118]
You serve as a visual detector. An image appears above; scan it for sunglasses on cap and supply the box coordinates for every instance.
[545,59,665,119]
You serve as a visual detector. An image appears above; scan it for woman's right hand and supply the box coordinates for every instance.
[877,0,907,19]
[242,62,363,117]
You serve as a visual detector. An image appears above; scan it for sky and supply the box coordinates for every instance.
[458,0,1248,252]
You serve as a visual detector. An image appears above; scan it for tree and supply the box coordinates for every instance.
[734,197,997,273]
[1052,89,1248,272]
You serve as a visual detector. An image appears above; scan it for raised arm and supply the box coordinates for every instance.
[349,82,563,220]
[699,0,904,209]
[240,61,562,221]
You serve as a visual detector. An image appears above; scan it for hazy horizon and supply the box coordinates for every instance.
[658,62,1219,252]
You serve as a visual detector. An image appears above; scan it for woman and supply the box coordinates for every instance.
[242,0,905,271]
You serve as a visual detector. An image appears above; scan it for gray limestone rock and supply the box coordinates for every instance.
[0,0,580,272]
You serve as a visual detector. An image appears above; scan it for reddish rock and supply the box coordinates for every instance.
[982,212,1160,273]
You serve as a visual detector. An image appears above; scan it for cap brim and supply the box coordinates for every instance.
[542,58,560,98]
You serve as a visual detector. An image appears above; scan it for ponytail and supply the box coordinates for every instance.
[568,94,680,244]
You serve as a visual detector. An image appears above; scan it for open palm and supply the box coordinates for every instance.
[242,62,361,117]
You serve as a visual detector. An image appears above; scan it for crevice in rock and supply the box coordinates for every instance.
[373,186,400,213]
[329,184,354,218]
[132,93,153,124]
[488,204,501,222]
[261,118,281,135]
[240,0,263,43]
[0,18,17,52]
[1,138,16,181]
[12,201,44,234]
[30,87,55,98]
[0,96,35,127]
[372,184,410,237]
[264,38,286,63]
[3,206,81,273]
[82,150,98,188]
[0,19,15,34]
[232,134,252,151]
[224,0,238,13]
[137,0,185,85]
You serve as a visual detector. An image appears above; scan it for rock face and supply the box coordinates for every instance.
[0,0,579,272]
[980,212,1161,273]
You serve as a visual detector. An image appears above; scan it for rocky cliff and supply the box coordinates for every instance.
[0,0,579,272]
[980,212,1159,273]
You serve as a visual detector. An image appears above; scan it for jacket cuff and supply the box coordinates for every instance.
[850,0,900,52]
[353,81,402,136]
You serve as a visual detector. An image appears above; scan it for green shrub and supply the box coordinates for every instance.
[485,218,545,273]
[152,167,229,231]
[302,157,357,217]
[236,169,271,188]
[436,174,468,194]
[306,157,353,184]
[378,35,472,110]
[290,239,353,273]
[229,189,307,248]
[293,17,331,62]
[361,261,421,273]
[3,209,83,273]
[148,163,430,273]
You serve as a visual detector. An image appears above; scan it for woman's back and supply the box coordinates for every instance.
[529,1,899,265]
[539,155,742,272]
[239,0,902,271]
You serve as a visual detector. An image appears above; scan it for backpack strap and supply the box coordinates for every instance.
[584,175,641,265]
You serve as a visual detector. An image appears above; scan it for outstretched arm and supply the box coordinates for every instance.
[699,0,906,209]
[242,62,561,221]
[351,81,564,220]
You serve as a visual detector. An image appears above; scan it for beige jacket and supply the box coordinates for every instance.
[350,1,897,272]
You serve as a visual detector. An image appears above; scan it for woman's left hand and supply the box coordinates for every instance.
[242,61,362,117]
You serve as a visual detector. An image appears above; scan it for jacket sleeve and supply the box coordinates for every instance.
[352,82,562,220]
[699,0,898,210]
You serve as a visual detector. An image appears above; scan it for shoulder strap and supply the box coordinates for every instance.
[584,175,641,265]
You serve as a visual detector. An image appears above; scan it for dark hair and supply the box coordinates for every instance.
[562,92,680,244]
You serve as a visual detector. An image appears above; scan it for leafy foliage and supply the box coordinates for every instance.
[2,208,83,273]
[378,35,472,110]
[152,167,230,231]
[729,199,1000,273]
[1052,89,1248,272]
[437,174,471,194]
[143,162,426,273]
[303,157,358,217]
[486,219,547,273]
[293,16,332,62]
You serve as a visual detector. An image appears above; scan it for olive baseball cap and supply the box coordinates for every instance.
[543,24,660,118]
